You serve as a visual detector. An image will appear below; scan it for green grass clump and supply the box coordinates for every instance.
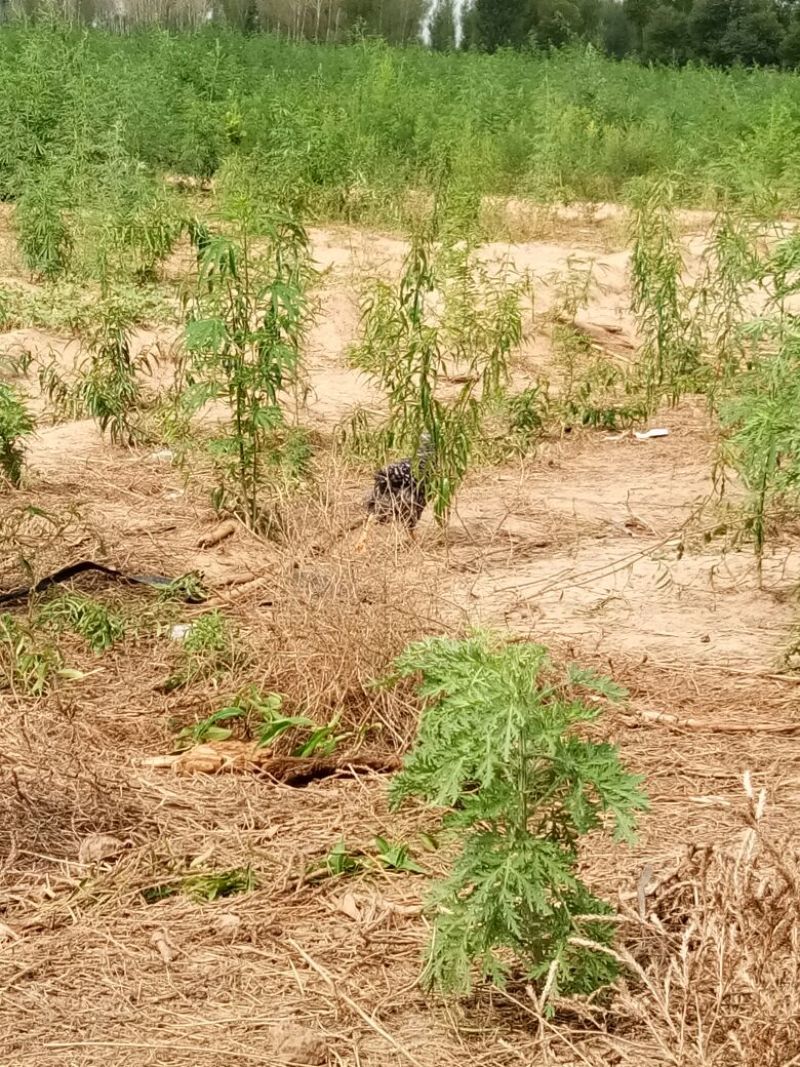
[163,609,249,691]
[0,612,62,696]
[39,592,126,654]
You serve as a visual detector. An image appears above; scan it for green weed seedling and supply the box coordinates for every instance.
[257,710,315,748]
[717,233,800,571]
[545,261,647,433]
[0,613,62,696]
[504,384,548,455]
[374,836,425,874]
[174,705,247,750]
[305,835,425,883]
[36,296,155,444]
[694,204,763,410]
[39,592,125,654]
[720,322,800,576]
[221,686,313,750]
[388,632,647,1007]
[629,179,701,410]
[191,686,353,755]
[2,347,33,378]
[143,867,256,905]
[173,688,324,751]
[304,839,368,883]
[183,867,256,902]
[163,609,246,691]
[15,170,72,280]
[158,572,208,604]
[75,298,150,446]
[8,282,173,337]
[0,289,11,329]
[293,718,352,757]
[141,883,179,905]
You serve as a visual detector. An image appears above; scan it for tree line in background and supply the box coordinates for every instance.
[2,0,800,68]
[467,0,800,67]
[1,0,426,42]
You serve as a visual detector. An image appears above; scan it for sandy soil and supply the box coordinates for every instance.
[2,213,800,1067]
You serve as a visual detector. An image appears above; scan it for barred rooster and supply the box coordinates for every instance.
[358,433,434,547]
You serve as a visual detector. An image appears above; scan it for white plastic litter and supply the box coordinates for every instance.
[634,428,670,440]
[170,623,192,642]
[150,449,174,462]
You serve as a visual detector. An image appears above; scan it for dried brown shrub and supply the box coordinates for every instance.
[604,779,800,1067]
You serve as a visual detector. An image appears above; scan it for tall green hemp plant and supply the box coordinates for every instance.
[389,633,648,1005]
[350,230,523,525]
[184,192,313,532]
[77,297,145,446]
[719,233,800,577]
[694,203,763,410]
[629,179,701,410]
[0,382,35,487]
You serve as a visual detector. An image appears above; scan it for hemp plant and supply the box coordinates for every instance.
[184,191,313,532]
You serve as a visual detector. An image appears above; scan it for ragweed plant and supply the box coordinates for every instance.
[389,633,647,1006]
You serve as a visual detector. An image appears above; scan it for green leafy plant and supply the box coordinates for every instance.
[0,612,62,696]
[144,867,256,905]
[306,836,424,883]
[39,592,125,654]
[172,688,299,749]
[694,204,763,409]
[183,867,256,902]
[568,361,649,431]
[218,686,313,750]
[38,294,155,442]
[157,572,208,604]
[388,633,648,1004]
[184,182,313,533]
[374,835,425,874]
[258,713,315,748]
[173,686,354,756]
[629,179,701,409]
[16,281,174,336]
[174,705,248,749]
[164,609,246,691]
[293,717,352,757]
[15,168,72,279]
[308,839,368,881]
[2,345,33,379]
[75,297,150,445]
[715,231,800,572]
[720,323,800,576]
[0,383,35,487]
[0,288,10,329]
[545,260,646,432]
[349,230,523,524]
[504,384,548,454]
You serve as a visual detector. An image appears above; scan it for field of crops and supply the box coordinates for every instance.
[2,24,800,1067]
[5,25,800,214]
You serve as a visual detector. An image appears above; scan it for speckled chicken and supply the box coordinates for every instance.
[363,433,434,536]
